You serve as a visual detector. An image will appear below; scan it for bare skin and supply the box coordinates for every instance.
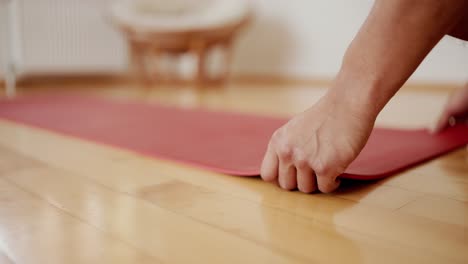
[433,84,468,133]
[261,0,468,193]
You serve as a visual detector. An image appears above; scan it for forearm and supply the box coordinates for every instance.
[330,0,468,119]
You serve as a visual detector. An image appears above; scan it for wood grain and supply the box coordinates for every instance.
[0,82,466,263]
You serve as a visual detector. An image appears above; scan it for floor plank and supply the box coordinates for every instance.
[382,152,468,202]
[0,83,465,263]
[5,165,467,264]
[4,167,308,264]
[398,195,468,227]
[334,182,423,210]
[0,178,158,264]
[0,145,41,175]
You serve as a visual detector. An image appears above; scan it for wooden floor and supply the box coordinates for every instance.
[0,81,466,264]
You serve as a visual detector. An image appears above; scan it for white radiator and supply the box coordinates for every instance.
[3,0,128,76]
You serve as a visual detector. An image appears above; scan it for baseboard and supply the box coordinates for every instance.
[7,72,461,93]
[15,73,130,86]
[231,74,332,87]
[232,74,461,92]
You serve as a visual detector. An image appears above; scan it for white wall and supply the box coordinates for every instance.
[232,0,468,83]
[0,1,8,77]
[10,0,126,74]
[1,0,467,84]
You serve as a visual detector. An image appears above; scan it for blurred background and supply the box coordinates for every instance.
[0,0,467,91]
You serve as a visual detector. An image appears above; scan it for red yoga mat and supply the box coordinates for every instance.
[0,95,466,180]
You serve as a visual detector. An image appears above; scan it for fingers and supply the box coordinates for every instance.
[276,142,296,190]
[261,130,342,194]
[316,173,341,193]
[260,141,333,193]
[277,156,338,193]
[432,112,466,134]
[432,84,468,133]
[314,159,342,193]
[260,143,279,182]
[431,111,451,134]
[296,164,316,193]
[278,161,296,190]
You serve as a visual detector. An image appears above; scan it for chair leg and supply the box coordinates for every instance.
[219,39,233,84]
[190,39,208,87]
[151,48,162,84]
[196,47,208,86]
[5,62,16,98]
[129,42,151,86]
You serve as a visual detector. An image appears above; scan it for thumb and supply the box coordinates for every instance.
[430,111,452,134]
[316,171,341,193]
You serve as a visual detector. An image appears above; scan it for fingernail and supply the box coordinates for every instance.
[448,116,457,127]
[429,121,443,134]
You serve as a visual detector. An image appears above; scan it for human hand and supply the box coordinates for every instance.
[432,84,468,133]
[260,92,376,193]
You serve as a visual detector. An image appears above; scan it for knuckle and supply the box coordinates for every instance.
[312,158,331,177]
[277,144,294,160]
[312,153,348,178]
[271,129,282,142]
[294,156,309,169]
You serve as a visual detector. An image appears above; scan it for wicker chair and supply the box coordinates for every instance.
[110,0,252,86]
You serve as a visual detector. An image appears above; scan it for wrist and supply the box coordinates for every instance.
[326,64,390,122]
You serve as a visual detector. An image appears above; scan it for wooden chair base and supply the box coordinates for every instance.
[113,12,251,88]
[128,37,234,87]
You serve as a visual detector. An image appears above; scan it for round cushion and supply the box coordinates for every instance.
[110,0,251,33]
